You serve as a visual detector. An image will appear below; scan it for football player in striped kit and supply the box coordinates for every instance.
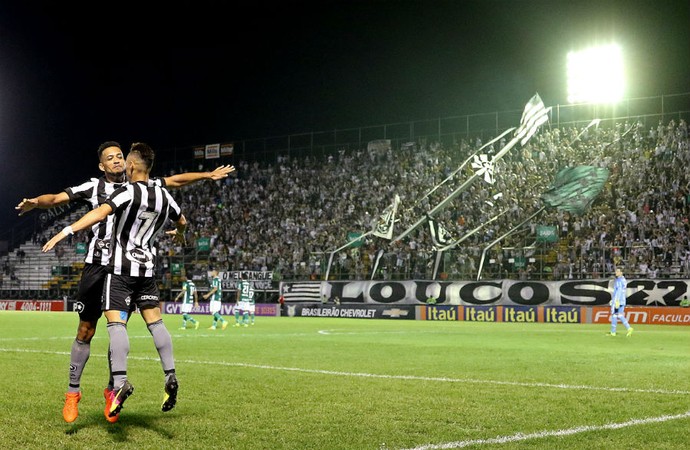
[32,141,233,422]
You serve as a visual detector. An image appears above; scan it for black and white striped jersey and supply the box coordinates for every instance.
[65,176,166,266]
[105,180,182,277]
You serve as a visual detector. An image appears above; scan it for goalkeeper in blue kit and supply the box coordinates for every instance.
[607,267,633,337]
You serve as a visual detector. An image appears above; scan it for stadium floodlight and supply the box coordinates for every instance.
[567,44,624,104]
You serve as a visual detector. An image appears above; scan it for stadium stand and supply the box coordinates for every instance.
[2,99,689,300]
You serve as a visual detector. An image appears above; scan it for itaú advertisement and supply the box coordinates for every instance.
[591,306,690,326]
[419,305,585,323]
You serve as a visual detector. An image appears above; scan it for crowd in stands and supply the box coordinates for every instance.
[24,117,690,283]
[160,118,690,281]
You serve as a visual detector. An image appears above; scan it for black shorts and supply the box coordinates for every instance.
[102,273,160,314]
[74,263,109,322]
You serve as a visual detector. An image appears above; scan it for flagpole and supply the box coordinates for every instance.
[325,251,335,281]
[565,118,600,147]
[437,210,508,252]
[432,250,443,279]
[413,127,516,208]
[476,207,545,280]
[324,230,373,280]
[430,210,507,278]
[394,94,549,243]
[393,135,522,242]
[370,249,385,280]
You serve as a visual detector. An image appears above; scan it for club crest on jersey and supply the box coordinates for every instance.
[95,239,110,250]
[74,302,85,313]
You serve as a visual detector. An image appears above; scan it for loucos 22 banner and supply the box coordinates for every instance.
[280,278,689,307]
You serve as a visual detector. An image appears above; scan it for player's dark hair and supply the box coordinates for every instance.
[97,141,121,160]
[129,142,155,170]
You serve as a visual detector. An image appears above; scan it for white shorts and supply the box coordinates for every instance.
[181,303,194,314]
[238,300,249,312]
[248,303,255,314]
[209,300,222,314]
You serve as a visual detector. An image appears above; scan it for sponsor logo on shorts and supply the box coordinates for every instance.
[140,295,159,301]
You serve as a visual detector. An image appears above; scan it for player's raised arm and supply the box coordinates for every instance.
[163,165,235,188]
[16,192,71,216]
[42,203,113,252]
[207,164,235,180]
[165,214,188,245]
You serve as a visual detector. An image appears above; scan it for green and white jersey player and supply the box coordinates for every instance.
[203,269,228,330]
[174,276,200,330]
[234,272,256,327]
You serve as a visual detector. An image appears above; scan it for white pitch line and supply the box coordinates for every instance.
[398,410,690,449]
[1,347,688,396]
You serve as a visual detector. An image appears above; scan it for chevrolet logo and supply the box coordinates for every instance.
[382,308,408,318]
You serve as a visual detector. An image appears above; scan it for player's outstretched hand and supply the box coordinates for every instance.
[210,165,236,180]
[165,229,187,246]
[42,233,64,252]
[16,198,38,216]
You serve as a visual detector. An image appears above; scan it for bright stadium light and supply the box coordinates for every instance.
[567,44,624,104]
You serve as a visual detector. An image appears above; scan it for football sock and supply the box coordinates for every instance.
[106,345,114,390]
[68,339,90,392]
[106,322,130,389]
[147,320,175,373]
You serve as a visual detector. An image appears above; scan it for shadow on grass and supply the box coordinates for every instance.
[65,410,178,441]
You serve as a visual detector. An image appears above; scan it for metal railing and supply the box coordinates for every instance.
[153,93,690,171]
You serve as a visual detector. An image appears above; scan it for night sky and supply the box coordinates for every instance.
[0,0,688,237]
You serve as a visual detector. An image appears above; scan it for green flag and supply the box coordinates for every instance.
[541,166,609,215]
[197,237,210,252]
[536,225,558,242]
[347,232,363,248]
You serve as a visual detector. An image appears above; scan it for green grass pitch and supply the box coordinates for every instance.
[0,311,688,449]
